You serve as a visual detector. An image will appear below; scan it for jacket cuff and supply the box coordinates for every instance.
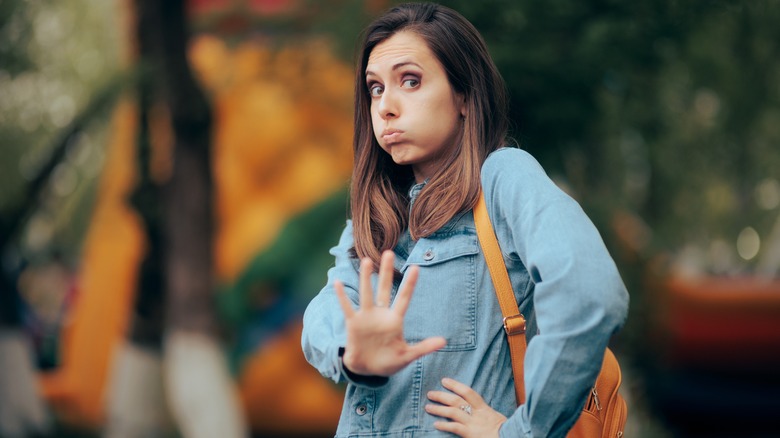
[338,347,389,388]
[499,405,532,438]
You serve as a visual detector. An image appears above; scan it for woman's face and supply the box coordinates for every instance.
[366,30,466,183]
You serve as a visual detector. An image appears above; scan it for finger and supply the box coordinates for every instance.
[375,250,394,307]
[334,280,355,318]
[425,403,470,424]
[427,390,465,408]
[433,420,467,436]
[403,336,446,363]
[392,265,419,316]
[358,257,374,310]
[442,378,483,407]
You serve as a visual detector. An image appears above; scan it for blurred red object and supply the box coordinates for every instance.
[643,271,780,435]
[188,0,296,16]
[659,275,780,368]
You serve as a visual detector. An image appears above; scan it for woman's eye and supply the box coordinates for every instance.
[402,78,419,88]
[368,84,383,97]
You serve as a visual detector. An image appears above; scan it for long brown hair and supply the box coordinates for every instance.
[352,2,508,266]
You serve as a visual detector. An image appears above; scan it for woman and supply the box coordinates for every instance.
[301,3,629,437]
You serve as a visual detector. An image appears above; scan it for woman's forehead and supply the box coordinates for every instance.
[366,31,435,73]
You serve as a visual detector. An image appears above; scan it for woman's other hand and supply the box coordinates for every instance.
[426,378,508,438]
[335,250,446,377]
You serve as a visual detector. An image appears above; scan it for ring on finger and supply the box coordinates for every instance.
[459,404,472,415]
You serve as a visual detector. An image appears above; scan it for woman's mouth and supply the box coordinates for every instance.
[382,128,403,143]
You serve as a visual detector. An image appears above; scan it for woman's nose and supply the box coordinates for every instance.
[378,90,398,119]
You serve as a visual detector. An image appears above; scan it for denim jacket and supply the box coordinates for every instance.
[302,148,629,437]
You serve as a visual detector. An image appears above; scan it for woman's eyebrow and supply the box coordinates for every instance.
[365,61,424,77]
[391,61,423,71]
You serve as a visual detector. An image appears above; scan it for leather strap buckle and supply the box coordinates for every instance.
[503,314,526,336]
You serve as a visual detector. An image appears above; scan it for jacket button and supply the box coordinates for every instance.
[423,249,434,261]
[355,405,367,416]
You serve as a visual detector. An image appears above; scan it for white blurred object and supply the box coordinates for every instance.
[755,178,780,210]
[736,227,761,261]
[672,243,707,278]
[709,238,736,275]
[0,329,53,438]
[757,214,780,279]
[104,340,174,438]
[163,331,248,438]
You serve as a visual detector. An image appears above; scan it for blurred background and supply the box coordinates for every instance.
[1,0,779,437]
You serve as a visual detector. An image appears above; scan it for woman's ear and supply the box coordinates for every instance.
[459,94,467,118]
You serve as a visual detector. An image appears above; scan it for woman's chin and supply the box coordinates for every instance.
[388,151,414,166]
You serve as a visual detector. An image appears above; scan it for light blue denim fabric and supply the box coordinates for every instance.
[302,147,629,437]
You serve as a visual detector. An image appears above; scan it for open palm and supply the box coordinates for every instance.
[335,251,447,377]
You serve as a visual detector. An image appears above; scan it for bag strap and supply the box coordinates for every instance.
[474,189,528,405]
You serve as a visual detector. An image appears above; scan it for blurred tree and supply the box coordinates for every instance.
[103,1,248,437]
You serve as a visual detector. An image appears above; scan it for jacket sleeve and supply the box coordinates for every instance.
[483,149,630,438]
[301,220,389,388]
[301,220,357,383]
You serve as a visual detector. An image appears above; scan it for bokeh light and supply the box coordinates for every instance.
[737,226,761,261]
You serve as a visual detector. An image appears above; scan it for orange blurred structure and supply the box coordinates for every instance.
[39,99,145,427]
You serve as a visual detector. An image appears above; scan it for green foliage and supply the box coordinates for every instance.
[0,0,122,263]
[0,0,34,75]
[440,0,780,275]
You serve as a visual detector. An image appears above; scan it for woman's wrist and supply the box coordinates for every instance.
[338,347,389,387]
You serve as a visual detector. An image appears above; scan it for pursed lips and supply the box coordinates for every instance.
[381,128,404,144]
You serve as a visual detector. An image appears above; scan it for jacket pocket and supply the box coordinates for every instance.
[402,230,479,352]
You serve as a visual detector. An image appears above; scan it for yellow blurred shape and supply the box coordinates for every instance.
[202,35,354,279]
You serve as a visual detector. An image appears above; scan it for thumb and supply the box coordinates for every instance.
[403,336,447,362]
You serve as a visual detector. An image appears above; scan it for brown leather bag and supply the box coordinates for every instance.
[474,191,627,437]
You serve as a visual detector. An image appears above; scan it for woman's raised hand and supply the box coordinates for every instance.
[335,250,447,377]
